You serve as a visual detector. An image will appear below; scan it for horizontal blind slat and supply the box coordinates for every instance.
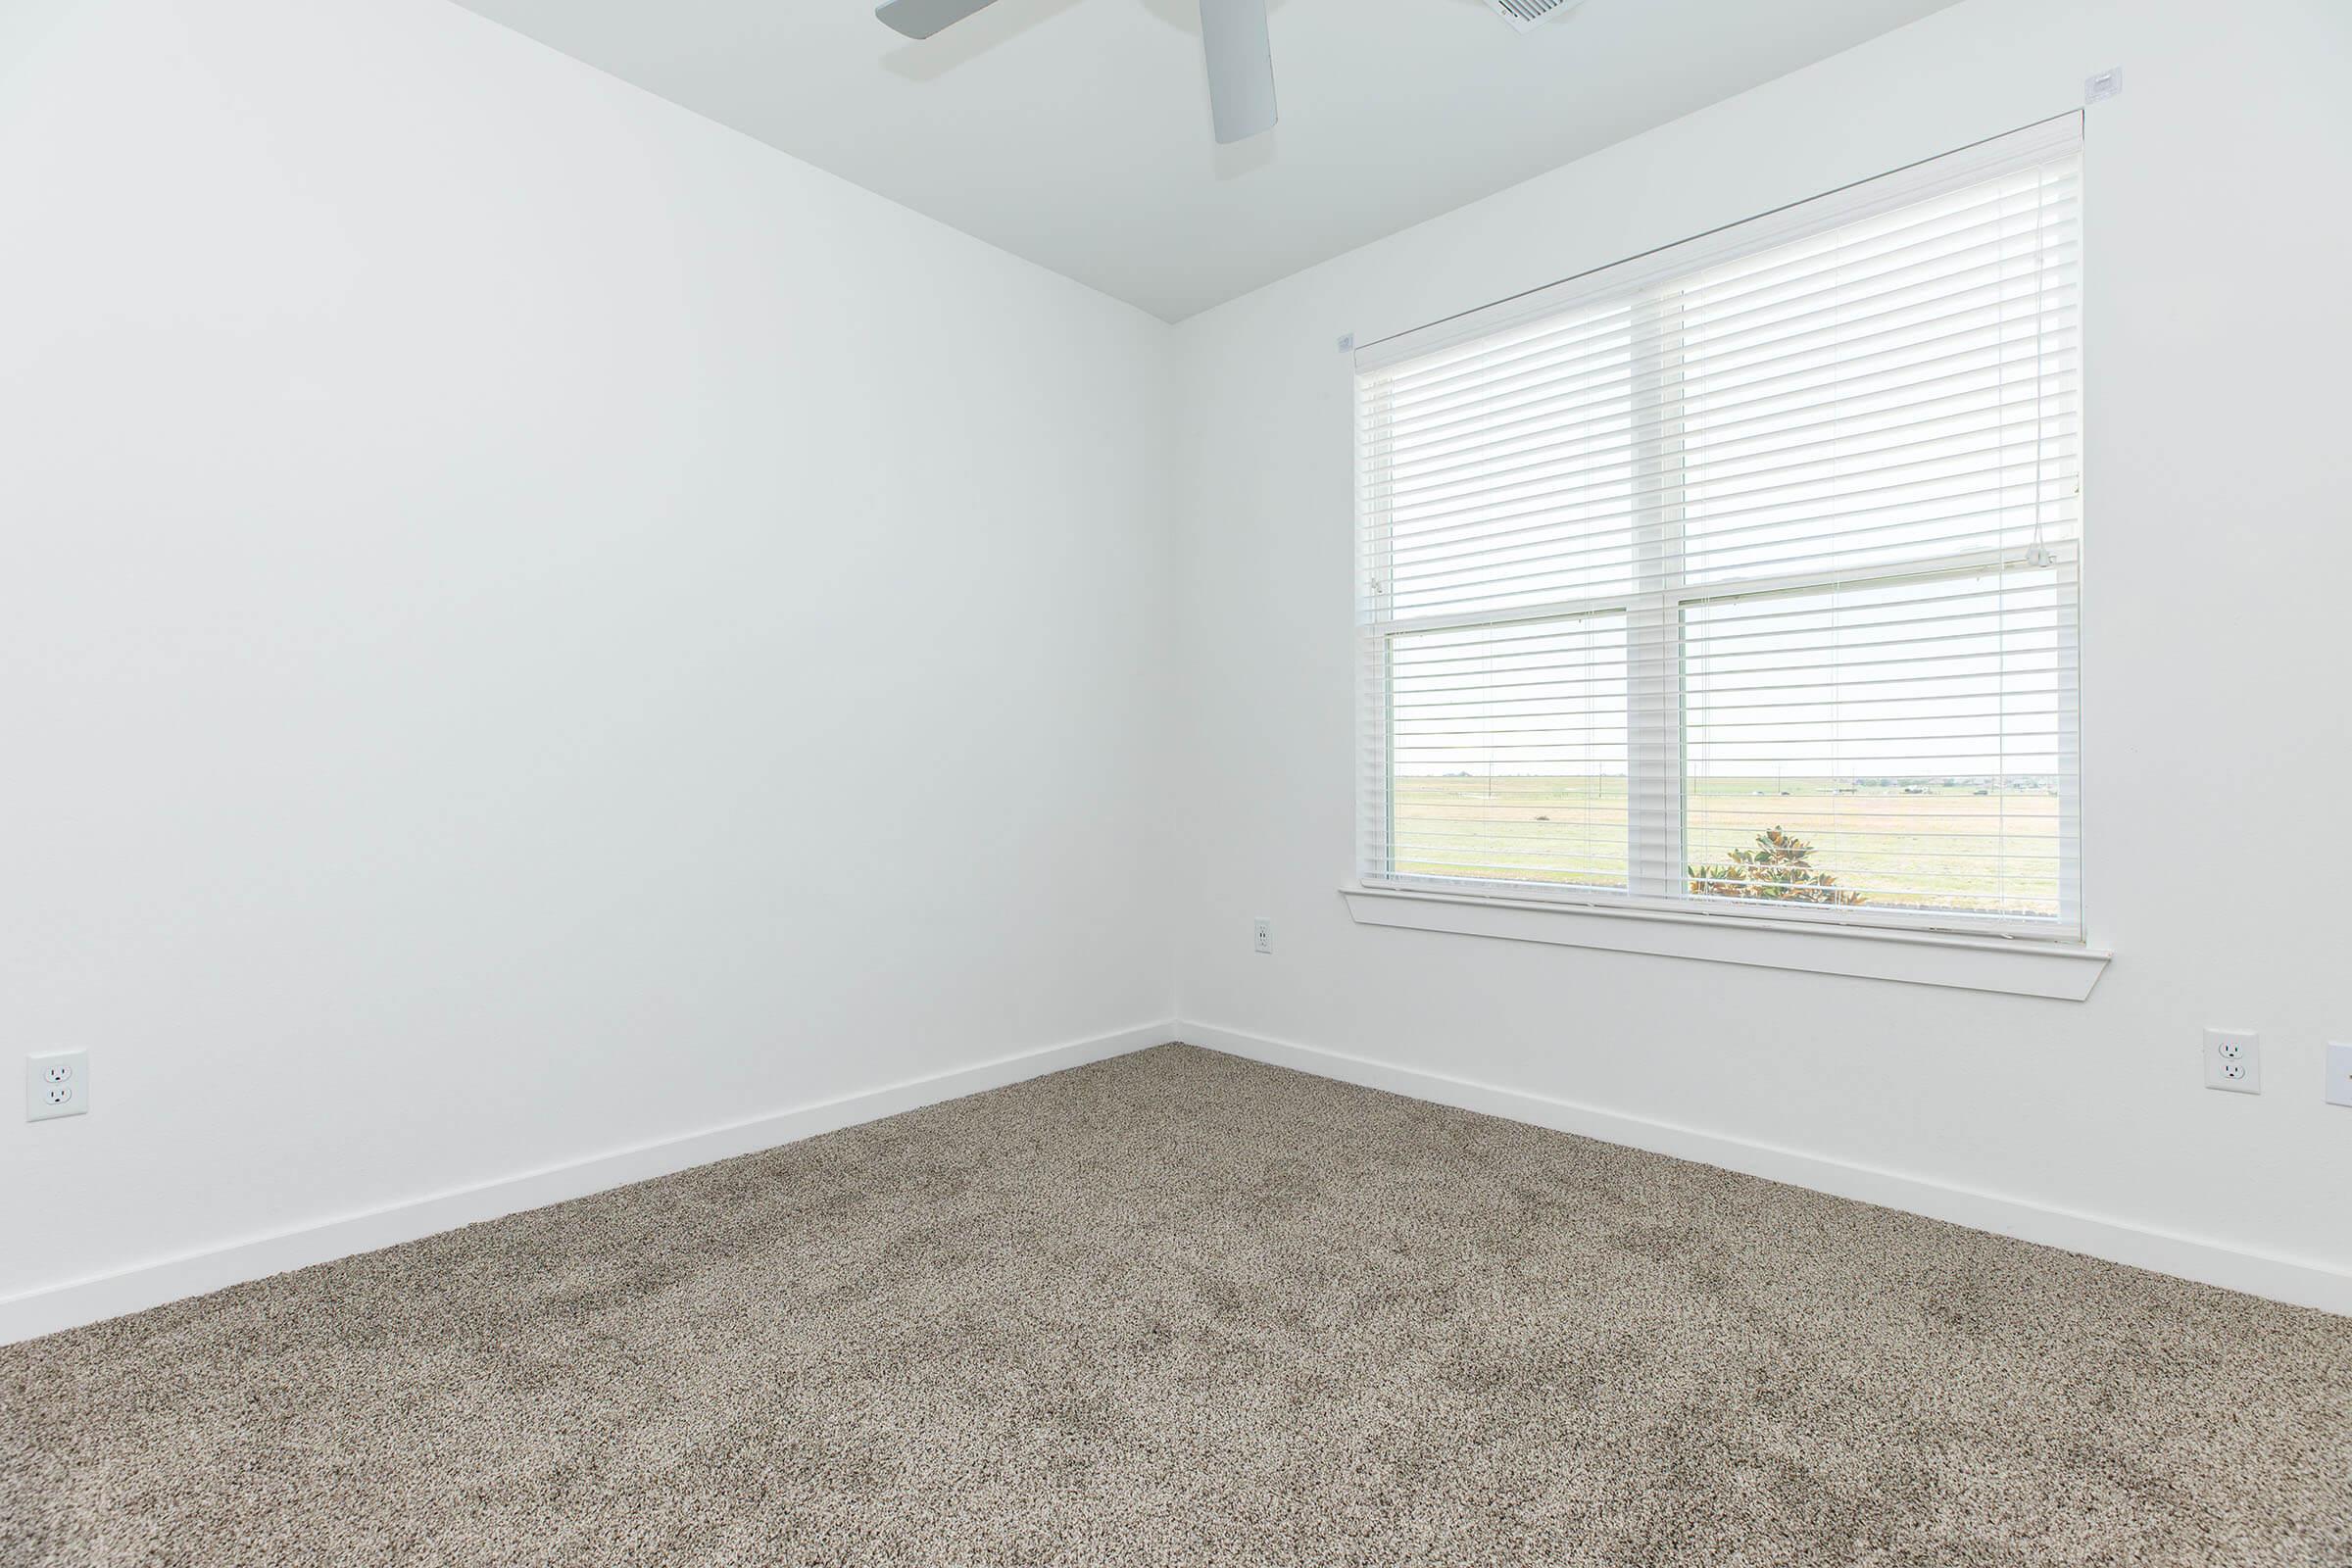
[1365,245,2080,453]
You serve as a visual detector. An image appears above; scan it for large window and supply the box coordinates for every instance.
[1355,120,2083,942]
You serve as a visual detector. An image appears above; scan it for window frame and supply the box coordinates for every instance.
[1353,119,2087,951]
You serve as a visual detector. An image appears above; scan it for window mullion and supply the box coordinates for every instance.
[1627,291,1688,900]
[1358,369,1398,885]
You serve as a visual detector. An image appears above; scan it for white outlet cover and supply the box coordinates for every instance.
[2327,1041,2352,1109]
[24,1050,90,1122]
[2203,1029,2260,1095]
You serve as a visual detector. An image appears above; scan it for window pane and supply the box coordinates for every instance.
[1388,616,1629,890]
[1676,164,2081,591]
[1367,303,1640,619]
[1682,568,2069,920]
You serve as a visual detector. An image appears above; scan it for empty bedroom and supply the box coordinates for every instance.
[3,0,2347,1562]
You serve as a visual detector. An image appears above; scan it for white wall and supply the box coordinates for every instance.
[0,0,1174,1314]
[1170,0,2352,1301]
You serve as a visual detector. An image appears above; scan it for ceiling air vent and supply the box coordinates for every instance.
[1484,0,1586,32]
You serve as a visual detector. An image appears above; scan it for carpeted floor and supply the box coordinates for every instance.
[5,1045,2347,1566]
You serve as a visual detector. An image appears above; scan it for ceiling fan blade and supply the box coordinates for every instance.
[875,0,1004,41]
[1198,0,1277,144]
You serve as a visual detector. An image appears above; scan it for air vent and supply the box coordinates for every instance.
[1484,0,1585,32]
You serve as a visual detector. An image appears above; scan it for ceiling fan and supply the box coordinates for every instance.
[876,0,1281,145]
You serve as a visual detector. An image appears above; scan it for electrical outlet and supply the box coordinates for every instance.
[2327,1042,2352,1109]
[1252,917,1272,955]
[24,1051,90,1122]
[2203,1029,2260,1096]
[2084,66,2123,105]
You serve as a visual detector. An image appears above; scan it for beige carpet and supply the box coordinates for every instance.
[5,1045,2347,1566]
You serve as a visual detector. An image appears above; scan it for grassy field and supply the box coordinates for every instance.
[1391,775,2060,917]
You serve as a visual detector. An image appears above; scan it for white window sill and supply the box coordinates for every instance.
[1339,886,2111,1001]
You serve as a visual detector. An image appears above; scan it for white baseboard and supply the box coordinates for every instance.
[0,1021,1174,1347]
[17,1017,2335,1344]
[1181,1020,2351,1317]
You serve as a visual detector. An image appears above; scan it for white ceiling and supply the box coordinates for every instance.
[446,0,1961,320]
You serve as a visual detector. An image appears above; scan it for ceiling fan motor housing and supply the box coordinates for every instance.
[1483,0,1587,32]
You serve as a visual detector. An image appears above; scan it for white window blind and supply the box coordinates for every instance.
[1355,118,2083,941]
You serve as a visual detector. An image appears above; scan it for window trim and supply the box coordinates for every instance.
[1353,116,2089,954]
[1339,884,2111,1002]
